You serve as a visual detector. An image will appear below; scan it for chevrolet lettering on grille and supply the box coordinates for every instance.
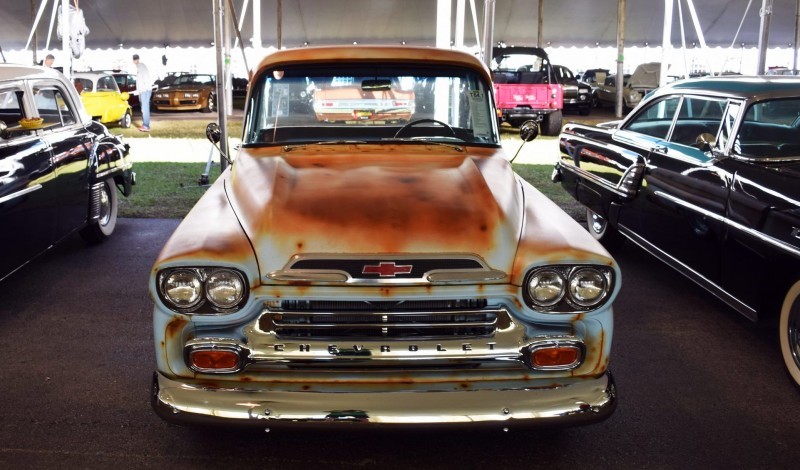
[362,262,413,277]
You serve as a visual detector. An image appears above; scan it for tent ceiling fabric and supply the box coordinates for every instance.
[2,0,799,51]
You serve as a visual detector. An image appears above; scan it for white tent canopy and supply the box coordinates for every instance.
[2,0,799,51]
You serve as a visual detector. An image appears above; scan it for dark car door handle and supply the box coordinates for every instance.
[652,145,668,153]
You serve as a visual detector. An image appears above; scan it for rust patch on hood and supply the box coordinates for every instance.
[229,145,523,275]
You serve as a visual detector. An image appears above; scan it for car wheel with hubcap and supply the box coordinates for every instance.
[202,94,216,113]
[119,110,132,128]
[586,208,624,250]
[80,179,118,244]
[780,279,800,388]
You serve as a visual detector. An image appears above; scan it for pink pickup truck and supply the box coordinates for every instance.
[492,47,563,136]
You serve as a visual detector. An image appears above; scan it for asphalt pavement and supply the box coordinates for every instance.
[0,218,798,468]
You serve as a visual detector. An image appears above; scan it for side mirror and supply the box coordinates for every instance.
[206,122,221,144]
[519,120,539,142]
[120,92,130,102]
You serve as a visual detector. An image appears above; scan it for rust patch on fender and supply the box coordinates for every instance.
[166,317,188,340]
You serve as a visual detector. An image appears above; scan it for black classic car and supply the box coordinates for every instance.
[552,65,592,115]
[552,76,800,387]
[0,65,134,281]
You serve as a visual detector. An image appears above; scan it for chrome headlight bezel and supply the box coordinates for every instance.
[568,267,610,307]
[160,268,204,310]
[523,265,614,313]
[157,267,249,314]
[527,268,566,307]
[205,269,246,310]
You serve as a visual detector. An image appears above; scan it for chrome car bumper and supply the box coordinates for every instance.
[152,370,616,428]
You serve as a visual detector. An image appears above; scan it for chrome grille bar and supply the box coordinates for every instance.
[261,300,502,340]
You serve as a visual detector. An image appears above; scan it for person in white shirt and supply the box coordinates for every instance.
[133,54,152,132]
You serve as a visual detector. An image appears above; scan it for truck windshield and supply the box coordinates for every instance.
[244,64,499,146]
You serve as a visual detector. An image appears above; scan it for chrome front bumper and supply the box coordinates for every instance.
[152,370,616,429]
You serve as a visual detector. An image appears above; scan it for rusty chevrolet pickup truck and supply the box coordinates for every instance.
[149,45,619,429]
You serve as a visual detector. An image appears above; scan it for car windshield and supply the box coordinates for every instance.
[492,54,544,72]
[244,63,498,146]
[173,75,215,86]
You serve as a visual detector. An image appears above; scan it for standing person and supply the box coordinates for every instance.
[43,54,55,68]
[133,54,152,132]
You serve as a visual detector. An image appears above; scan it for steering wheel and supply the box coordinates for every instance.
[394,118,456,138]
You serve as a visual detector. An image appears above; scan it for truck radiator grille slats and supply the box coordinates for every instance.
[263,299,498,339]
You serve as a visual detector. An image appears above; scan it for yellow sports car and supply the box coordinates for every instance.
[73,71,132,128]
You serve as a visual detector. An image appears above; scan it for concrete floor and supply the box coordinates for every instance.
[0,218,798,468]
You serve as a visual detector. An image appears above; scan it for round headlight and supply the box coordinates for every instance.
[206,269,245,309]
[528,269,565,307]
[568,268,608,307]
[162,269,203,309]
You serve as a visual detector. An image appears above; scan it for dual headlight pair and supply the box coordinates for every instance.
[525,265,613,312]
[158,268,247,314]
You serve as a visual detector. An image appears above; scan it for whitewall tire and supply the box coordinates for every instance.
[779,279,800,387]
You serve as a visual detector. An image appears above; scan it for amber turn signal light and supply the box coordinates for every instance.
[532,347,578,367]
[190,349,240,371]
[526,343,583,370]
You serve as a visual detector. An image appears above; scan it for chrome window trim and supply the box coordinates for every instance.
[0,184,42,205]
[730,154,800,164]
[654,190,800,260]
[557,160,633,199]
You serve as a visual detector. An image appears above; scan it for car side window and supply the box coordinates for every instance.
[97,76,116,91]
[669,96,726,147]
[0,87,26,139]
[74,78,93,93]
[734,98,800,158]
[624,96,681,139]
[33,86,77,127]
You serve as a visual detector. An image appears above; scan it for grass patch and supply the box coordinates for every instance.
[118,161,218,218]
[113,118,243,140]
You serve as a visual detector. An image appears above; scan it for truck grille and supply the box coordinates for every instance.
[262,299,499,340]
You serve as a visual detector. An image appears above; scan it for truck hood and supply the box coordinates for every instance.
[227,144,523,282]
